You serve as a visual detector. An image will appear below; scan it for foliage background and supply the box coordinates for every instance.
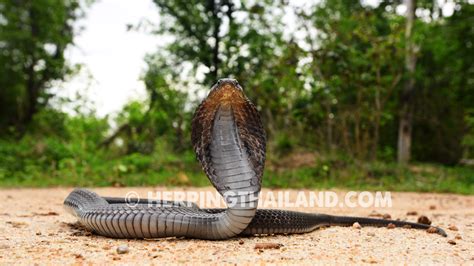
[0,0,473,194]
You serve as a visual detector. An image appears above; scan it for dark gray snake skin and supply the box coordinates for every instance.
[64,79,447,239]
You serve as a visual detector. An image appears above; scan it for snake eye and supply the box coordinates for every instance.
[233,80,243,90]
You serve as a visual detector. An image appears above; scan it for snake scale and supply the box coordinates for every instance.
[64,78,447,239]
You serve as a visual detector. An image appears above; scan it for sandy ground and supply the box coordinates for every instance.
[0,187,473,265]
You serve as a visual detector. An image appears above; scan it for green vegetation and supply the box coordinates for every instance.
[0,1,473,194]
[0,109,472,194]
[0,0,84,135]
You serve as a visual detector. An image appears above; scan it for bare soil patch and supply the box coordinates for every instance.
[0,187,473,265]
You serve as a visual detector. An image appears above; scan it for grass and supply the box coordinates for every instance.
[263,163,474,194]
[1,149,472,195]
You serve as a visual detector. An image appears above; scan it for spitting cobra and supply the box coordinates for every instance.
[64,78,447,239]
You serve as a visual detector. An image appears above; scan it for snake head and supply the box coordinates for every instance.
[207,78,245,104]
[213,78,242,90]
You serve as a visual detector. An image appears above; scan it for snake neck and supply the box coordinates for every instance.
[210,104,260,195]
[204,104,260,237]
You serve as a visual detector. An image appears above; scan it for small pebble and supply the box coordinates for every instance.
[448,225,458,231]
[6,221,28,228]
[363,258,378,264]
[36,232,42,236]
[383,213,391,219]
[238,240,244,245]
[447,240,456,245]
[369,211,383,217]
[406,211,418,216]
[254,243,283,250]
[387,223,396,229]
[418,215,432,225]
[427,227,438,234]
[455,234,462,240]
[116,245,129,254]
[352,222,362,229]
[429,205,436,210]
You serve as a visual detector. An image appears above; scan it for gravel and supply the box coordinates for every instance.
[417,215,432,225]
[254,243,283,249]
[0,187,472,264]
[352,222,362,229]
[116,245,129,254]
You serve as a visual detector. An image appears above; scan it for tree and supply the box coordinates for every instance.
[101,52,191,154]
[397,0,417,164]
[0,0,84,135]
[145,0,305,145]
[120,0,474,164]
[412,1,474,164]
[300,0,405,159]
[151,0,235,84]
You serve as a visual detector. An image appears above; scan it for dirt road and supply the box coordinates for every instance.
[0,187,472,265]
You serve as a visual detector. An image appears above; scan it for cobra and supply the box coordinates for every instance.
[64,79,447,239]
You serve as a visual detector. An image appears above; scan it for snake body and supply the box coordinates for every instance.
[64,79,447,239]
